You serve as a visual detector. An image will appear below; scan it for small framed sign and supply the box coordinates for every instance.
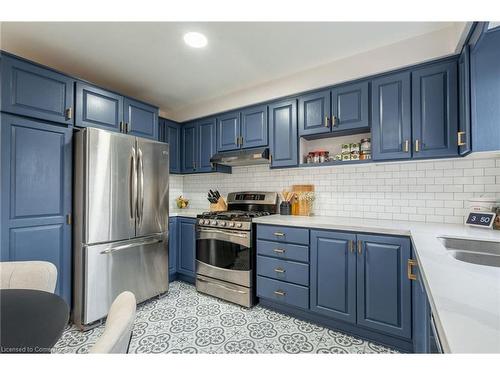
[465,211,496,228]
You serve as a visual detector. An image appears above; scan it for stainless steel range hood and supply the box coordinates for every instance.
[210,147,270,167]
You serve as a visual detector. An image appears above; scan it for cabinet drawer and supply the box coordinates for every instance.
[257,240,309,263]
[257,276,309,310]
[257,256,309,286]
[257,225,309,245]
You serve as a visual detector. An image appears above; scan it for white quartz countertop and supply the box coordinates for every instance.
[253,214,500,353]
[169,208,204,218]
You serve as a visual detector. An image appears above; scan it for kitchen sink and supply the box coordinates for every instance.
[438,237,500,268]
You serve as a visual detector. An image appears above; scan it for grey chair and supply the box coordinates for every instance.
[89,291,137,354]
[0,261,57,293]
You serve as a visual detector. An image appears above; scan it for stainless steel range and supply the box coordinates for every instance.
[195,192,278,307]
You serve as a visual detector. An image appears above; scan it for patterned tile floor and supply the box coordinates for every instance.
[53,281,398,354]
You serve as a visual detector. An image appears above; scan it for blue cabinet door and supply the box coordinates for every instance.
[458,46,472,156]
[217,111,240,151]
[412,61,458,158]
[1,55,74,125]
[413,266,430,353]
[168,217,177,276]
[181,122,197,173]
[310,230,356,323]
[269,99,298,168]
[331,81,369,132]
[177,218,196,277]
[471,26,500,152]
[123,97,158,140]
[0,114,72,305]
[356,234,411,339]
[298,90,331,136]
[371,72,412,161]
[75,82,123,132]
[197,118,216,172]
[164,119,181,174]
[241,105,268,149]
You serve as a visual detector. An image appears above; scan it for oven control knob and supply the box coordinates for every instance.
[203,220,209,225]
[211,220,217,225]
[198,219,204,225]
[236,223,243,228]
[219,221,226,227]
[228,222,235,227]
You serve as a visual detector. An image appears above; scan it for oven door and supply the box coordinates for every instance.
[196,226,252,287]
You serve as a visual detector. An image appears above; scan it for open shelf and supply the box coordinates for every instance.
[299,159,373,168]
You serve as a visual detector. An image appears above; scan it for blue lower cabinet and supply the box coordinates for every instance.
[1,54,74,126]
[0,114,72,305]
[257,276,309,310]
[176,218,196,278]
[310,230,356,323]
[268,99,298,168]
[257,224,309,245]
[123,97,158,140]
[413,266,431,353]
[256,256,309,286]
[356,234,412,339]
[256,240,309,263]
[168,218,177,276]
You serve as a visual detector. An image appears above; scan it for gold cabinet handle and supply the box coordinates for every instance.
[324,116,329,127]
[458,131,466,146]
[403,139,410,153]
[240,136,244,145]
[274,290,286,296]
[349,240,355,253]
[331,115,337,127]
[357,240,363,254]
[65,107,73,120]
[415,139,420,152]
[273,248,285,254]
[273,232,285,237]
[407,259,418,280]
[274,268,286,273]
[66,213,72,225]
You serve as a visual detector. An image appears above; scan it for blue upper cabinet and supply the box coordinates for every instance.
[356,234,412,339]
[197,118,217,172]
[310,230,356,324]
[0,114,73,305]
[217,111,240,151]
[159,117,181,174]
[177,218,196,278]
[298,89,331,137]
[458,45,471,156]
[331,81,369,132]
[371,72,412,161]
[412,60,458,158]
[269,99,298,168]
[470,26,500,152]
[241,105,268,149]
[181,122,197,173]
[1,55,74,125]
[75,82,123,132]
[123,97,158,140]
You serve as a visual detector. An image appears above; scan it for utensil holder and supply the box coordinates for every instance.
[210,197,227,212]
[280,201,291,215]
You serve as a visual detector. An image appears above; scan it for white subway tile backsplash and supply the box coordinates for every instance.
[170,155,500,224]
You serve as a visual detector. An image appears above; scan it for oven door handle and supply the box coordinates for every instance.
[197,228,249,238]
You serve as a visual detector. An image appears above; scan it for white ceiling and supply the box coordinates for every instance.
[1,22,457,119]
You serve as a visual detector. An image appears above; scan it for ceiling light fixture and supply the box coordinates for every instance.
[183,32,208,48]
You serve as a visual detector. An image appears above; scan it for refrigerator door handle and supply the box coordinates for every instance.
[137,148,144,225]
[130,147,137,220]
[99,237,163,255]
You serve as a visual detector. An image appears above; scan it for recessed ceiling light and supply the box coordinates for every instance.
[183,32,208,48]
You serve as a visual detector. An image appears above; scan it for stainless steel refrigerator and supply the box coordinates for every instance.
[73,127,169,329]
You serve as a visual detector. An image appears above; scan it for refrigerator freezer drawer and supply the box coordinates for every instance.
[83,234,168,325]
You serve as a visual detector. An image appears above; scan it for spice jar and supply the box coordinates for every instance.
[350,143,360,153]
[360,138,371,153]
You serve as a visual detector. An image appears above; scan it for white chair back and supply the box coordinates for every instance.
[0,261,57,293]
[89,291,137,354]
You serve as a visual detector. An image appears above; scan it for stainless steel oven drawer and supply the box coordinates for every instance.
[196,275,253,307]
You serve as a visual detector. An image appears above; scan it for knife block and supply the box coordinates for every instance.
[210,197,227,212]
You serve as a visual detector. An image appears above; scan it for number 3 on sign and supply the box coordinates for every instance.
[465,212,495,229]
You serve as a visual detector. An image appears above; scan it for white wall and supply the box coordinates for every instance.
[169,26,460,122]
[171,154,500,224]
